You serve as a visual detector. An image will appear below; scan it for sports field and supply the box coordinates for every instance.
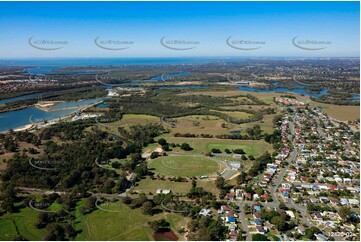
[149,155,220,177]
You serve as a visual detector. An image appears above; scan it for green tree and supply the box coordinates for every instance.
[215,176,225,190]
[150,152,159,159]
[305,227,320,239]
[233,149,245,154]
[271,216,286,231]
[236,171,247,184]
[252,234,269,241]
[180,143,193,151]
[157,138,167,145]
[44,223,66,241]
[142,201,154,215]
[338,206,352,222]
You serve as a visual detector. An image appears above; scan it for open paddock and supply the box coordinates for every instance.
[149,155,220,177]
[161,137,273,158]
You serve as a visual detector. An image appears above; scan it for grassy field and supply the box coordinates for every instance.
[177,90,243,97]
[232,113,277,134]
[159,137,273,157]
[311,102,360,121]
[0,207,47,241]
[0,218,19,240]
[97,114,161,134]
[149,155,220,177]
[167,115,230,136]
[76,201,154,241]
[132,177,192,195]
[220,105,271,111]
[218,111,252,119]
[117,114,161,125]
[76,200,187,241]
[131,176,219,196]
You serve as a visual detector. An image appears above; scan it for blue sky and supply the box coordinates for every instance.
[0,1,359,58]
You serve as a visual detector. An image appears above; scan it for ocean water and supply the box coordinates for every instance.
[0,57,222,74]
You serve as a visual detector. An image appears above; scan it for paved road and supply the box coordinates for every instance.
[238,206,251,241]
[269,149,298,204]
[314,116,325,137]
[18,187,127,199]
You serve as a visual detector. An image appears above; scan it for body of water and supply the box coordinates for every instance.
[238,85,329,98]
[0,98,101,132]
[238,85,360,102]
[150,71,191,81]
[124,71,191,85]
[0,93,43,105]
[96,103,109,108]
[240,82,360,102]
[0,58,222,75]
[0,60,359,132]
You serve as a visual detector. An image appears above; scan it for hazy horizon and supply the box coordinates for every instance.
[0,1,359,58]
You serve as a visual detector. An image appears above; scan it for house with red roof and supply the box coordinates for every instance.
[244,193,252,200]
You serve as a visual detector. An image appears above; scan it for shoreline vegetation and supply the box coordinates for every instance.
[0,76,359,241]
[0,86,359,133]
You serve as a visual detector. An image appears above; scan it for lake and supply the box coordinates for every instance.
[238,86,329,98]
[238,84,360,102]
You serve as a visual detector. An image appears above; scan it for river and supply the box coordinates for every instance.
[0,70,359,132]
[0,98,102,132]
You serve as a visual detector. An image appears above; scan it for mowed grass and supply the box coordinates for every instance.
[1,207,47,241]
[131,177,219,196]
[132,177,192,195]
[76,201,153,241]
[149,156,219,177]
[0,218,19,240]
[117,114,161,126]
[160,137,273,157]
[76,200,187,241]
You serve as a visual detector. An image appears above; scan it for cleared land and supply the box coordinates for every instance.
[159,137,273,157]
[0,207,47,240]
[311,102,360,121]
[218,111,252,119]
[166,115,229,136]
[0,218,19,240]
[97,114,161,134]
[76,200,187,241]
[131,176,218,196]
[149,155,220,177]
[177,90,243,97]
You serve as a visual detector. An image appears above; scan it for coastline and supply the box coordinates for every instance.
[1,99,104,133]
